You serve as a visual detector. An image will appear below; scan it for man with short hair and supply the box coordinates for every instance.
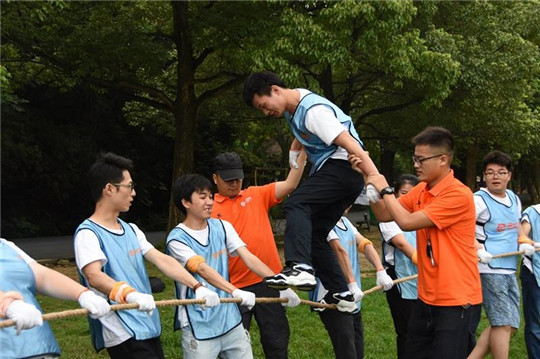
[166,174,300,359]
[352,126,482,358]
[211,151,306,359]
[468,150,533,359]
[74,152,219,359]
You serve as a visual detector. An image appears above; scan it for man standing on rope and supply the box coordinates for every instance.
[243,71,381,313]
[1,238,110,358]
[310,206,394,359]
[166,174,300,359]
[351,126,482,359]
[74,152,220,359]
[211,151,306,359]
[468,150,532,359]
[520,203,540,358]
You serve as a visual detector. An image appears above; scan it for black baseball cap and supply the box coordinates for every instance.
[213,152,245,181]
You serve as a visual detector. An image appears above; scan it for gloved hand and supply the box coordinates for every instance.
[365,184,381,204]
[78,290,110,319]
[279,288,300,307]
[534,242,540,249]
[347,282,364,302]
[477,248,493,264]
[126,292,155,316]
[376,270,394,291]
[232,289,255,310]
[289,150,301,170]
[195,286,220,309]
[520,243,536,256]
[6,300,43,335]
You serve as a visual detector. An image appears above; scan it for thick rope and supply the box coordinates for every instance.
[1,247,537,329]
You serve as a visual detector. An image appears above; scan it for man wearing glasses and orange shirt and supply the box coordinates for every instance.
[350,126,482,359]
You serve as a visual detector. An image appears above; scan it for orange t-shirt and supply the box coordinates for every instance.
[212,183,283,288]
[399,170,482,306]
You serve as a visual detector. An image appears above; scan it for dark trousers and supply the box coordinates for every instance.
[385,267,417,359]
[283,159,362,294]
[318,309,363,359]
[239,282,290,359]
[405,300,481,359]
[106,336,164,359]
[521,266,540,359]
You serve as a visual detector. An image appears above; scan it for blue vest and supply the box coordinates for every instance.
[522,205,540,286]
[165,219,242,340]
[310,217,361,312]
[393,231,418,300]
[284,92,364,174]
[75,219,161,351]
[0,239,61,359]
[474,190,520,270]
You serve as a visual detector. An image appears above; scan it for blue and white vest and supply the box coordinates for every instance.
[393,231,418,300]
[0,239,61,358]
[522,205,540,286]
[284,92,364,174]
[165,219,242,340]
[75,219,161,352]
[474,190,520,270]
[310,217,361,312]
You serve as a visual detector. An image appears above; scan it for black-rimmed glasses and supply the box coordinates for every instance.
[412,154,443,166]
[111,182,135,191]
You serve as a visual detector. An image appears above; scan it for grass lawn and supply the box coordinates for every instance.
[35,228,528,358]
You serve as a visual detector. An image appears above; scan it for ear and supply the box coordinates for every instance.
[270,84,280,95]
[104,183,116,196]
[440,154,450,167]
[181,198,191,210]
[507,171,512,181]
[212,174,218,185]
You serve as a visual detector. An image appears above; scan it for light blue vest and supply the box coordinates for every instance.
[310,217,361,312]
[284,92,364,174]
[475,190,520,270]
[0,239,61,359]
[75,219,161,352]
[393,231,418,300]
[522,205,540,286]
[165,219,242,340]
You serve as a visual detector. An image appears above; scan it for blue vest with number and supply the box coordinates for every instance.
[284,92,364,174]
[393,231,418,300]
[522,205,540,286]
[165,219,242,340]
[474,190,520,270]
[0,239,61,359]
[75,219,161,351]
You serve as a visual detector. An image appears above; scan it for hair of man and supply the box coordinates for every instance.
[88,152,134,203]
[482,150,512,172]
[242,70,288,107]
[412,126,455,161]
[173,174,213,215]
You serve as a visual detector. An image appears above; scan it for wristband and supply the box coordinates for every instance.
[77,288,90,300]
[109,281,136,304]
[519,235,534,245]
[193,282,204,292]
[380,186,395,197]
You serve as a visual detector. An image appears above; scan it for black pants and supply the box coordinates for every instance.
[239,282,290,359]
[318,309,363,359]
[385,267,417,359]
[405,300,481,359]
[283,159,362,294]
[107,336,164,359]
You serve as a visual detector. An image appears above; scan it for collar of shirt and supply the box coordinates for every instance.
[424,169,455,197]
[213,190,245,204]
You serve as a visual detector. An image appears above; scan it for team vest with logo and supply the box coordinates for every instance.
[0,239,61,358]
[522,205,540,286]
[165,219,242,340]
[475,190,520,270]
[75,219,161,351]
[284,93,364,174]
[381,230,418,300]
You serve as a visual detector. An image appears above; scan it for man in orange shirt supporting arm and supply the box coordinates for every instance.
[350,126,482,359]
[211,151,306,359]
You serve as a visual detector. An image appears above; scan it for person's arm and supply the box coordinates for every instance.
[333,131,379,176]
[31,262,89,300]
[144,248,199,290]
[82,261,117,295]
[328,239,356,283]
[275,150,306,199]
[388,233,416,260]
[360,237,384,272]
[234,246,276,278]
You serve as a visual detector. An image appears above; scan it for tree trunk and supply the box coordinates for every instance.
[465,143,479,190]
[380,144,395,186]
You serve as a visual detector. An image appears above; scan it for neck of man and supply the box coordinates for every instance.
[183,216,208,231]
[487,188,507,198]
[90,204,121,230]
[426,168,451,190]
[285,88,301,114]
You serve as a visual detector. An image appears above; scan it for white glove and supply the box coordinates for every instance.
[520,243,536,256]
[347,282,364,303]
[279,288,301,307]
[289,150,301,170]
[6,300,43,335]
[232,289,255,310]
[365,184,381,204]
[126,292,155,316]
[195,286,220,309]
[477,248,493,264]
[534,242,540,249]
[376,270,394,291]
[78,290,110,319]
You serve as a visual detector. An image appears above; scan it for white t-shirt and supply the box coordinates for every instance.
[1,238,35,265]
[379,221,404,267]
[167,220,246,327]
[297,89,349,161]
[474,188,521,274]
[521,204,540,273]
[74,221,154,348]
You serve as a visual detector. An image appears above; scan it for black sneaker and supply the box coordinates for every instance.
[264,262,316,291]
[321,292,357,313]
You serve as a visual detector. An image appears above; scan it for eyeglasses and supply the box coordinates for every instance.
[484,171,509,178]
[111,182,135,191]
[412,154,443,166]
